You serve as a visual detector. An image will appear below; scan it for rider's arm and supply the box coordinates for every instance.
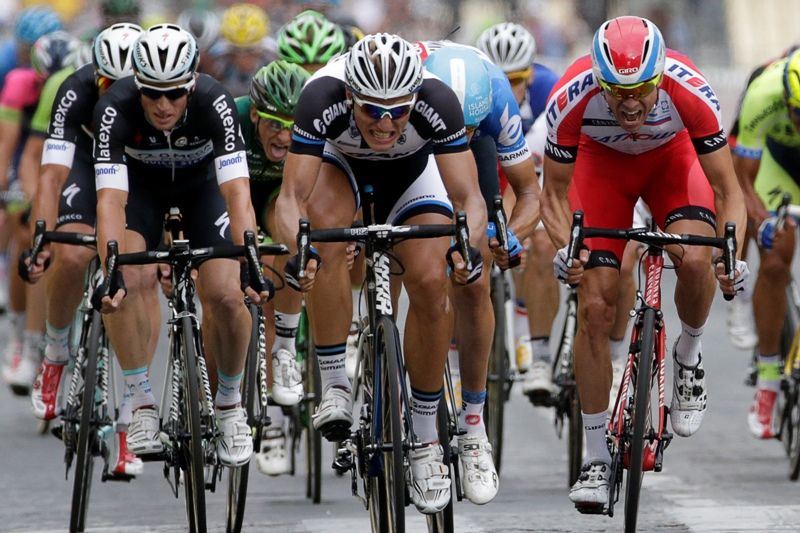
[30,163,70,231]
[96,187,128,262]
[275,151,322,254]
[540,155,575,250]
[0,118,21,191]
[219,177,257,246]
[731,152,769,226]
[697,145,748,257]
[502,157,540,241]
[17,136,44,201]
[435,150,487,248]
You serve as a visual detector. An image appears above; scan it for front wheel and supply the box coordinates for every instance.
[69,310,103,533]
[788,382,800,481]
[180,318,207,533]
[624,308,656,532]
[484,269,508,474]
[426,394,454,533]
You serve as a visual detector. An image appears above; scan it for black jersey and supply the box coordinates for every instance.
[41,63,97,168]
[92,74,248,191]
[289,55,470,161]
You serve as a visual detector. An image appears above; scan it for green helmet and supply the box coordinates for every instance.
[100,0,140,17]
[277,10,345,65]
[249,60,311,116]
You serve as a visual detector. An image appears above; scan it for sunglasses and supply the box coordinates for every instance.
[256,109,294,132]
[96,75,114,92]
[506,67,533,87]
[135,78,195,101]
[598,72,662,101]
[351,94,416,120]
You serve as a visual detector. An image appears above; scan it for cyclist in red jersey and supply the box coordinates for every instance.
[541,16,748,510]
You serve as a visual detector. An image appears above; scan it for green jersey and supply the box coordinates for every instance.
[734,58,800,159]
[30,65,75,135]
[235,95,284,182]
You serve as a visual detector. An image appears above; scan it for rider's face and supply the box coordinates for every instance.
[250,106,293,163]
[347,90,416,152]
[139,82,192,131]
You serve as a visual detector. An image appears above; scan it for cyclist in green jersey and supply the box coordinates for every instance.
[732,49,800,439]
[234,60,311,476]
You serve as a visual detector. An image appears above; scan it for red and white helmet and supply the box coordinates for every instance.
[591,16,665,85]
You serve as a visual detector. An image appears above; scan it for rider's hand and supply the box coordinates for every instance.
[240,261,275,303]
[156,263,173,297]
[17,248,50,284]
[91,270,126,313]
[486,222,524,270]
[553,245,590,285]
[757,216,778,249]
[345,241,363,270]
[446,244,483,285]
[716,258,749,297]
[284,248,321,292]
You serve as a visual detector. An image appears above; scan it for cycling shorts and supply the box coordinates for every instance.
[568,131,716,267]
[322,144,453,225]
[125,163,232,251]
[754,140,800,211]
[56,150,96,229]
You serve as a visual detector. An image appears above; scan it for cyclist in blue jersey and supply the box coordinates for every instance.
[476,22,563,396]
[422,43,539,505]
[0,6,62,89]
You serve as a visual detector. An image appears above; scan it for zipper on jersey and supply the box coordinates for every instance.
[164,129,175,181]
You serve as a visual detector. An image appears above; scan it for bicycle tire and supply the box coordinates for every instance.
[371,316,405,533]
[566,387,583,487]
[226,305,261,533]
[302,320,322,504]
[789,382,800,480]
[426,394,454,533]
[484,269,508,474]
[624,307,656,533]
[180,317,207,533]
[69,310,103,533]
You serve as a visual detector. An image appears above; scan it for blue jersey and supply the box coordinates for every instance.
[526,63,560,126]
[0,39,18,89]
[474,59,530,167]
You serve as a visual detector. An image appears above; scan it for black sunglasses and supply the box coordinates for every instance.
[139,86,190,101]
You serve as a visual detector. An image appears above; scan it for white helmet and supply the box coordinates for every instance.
[476,22,536,73]
[133,23,199,86]
[345,33,423,99]
[177,8,220,51]
[94,23,143,80]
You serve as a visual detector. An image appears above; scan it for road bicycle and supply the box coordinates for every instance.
[301,185,470,533]
[102,222,286,533]
[28,222,126,533]
[545,287,583,487]
[565,210,737,532]
[482,196,518,475]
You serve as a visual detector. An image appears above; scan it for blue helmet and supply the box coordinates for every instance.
[14,6,63,46]
[424,45,491,128]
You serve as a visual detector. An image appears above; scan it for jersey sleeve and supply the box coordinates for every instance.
[93,90,131,191]
[31,66,73,135]
[480,61,530,167]
[41,68,94,168]
[410,76,470,155]
[543,57,597,164]
[204,82,249,185]
[662,52,727,155]
[289,73,349,158]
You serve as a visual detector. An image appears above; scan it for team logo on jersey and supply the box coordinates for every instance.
[414,99,446,132]
[62,183,80,207]
[545,71,596,129]
[665,62,720,112]
[51,90,78,140]
[174,136,188,147]
[496,105,523,147]
[313,119,327,136]
[213,94,238,152]
[215,212,230,239]
[96,107,118,162]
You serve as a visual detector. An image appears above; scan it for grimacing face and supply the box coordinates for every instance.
[346,89,415,152]
[602,87,659,133]
[250,106,293,163]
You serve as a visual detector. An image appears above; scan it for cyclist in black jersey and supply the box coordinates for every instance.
[90,24,271,468]
[276,32,488,515]
[234,60,311,476]
[24,23,151,477]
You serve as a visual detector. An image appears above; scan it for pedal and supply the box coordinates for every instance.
[103,470,135,483]
[319,422,352,443]
[574,502,605,515]
[51,424,63,441]
[332,449,354,474]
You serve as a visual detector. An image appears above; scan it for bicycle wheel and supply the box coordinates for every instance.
[69,310,103,533]
[566,386,583,487]
[226,305,261,533]
[624,308,656,533]
[484,268,508,474]
[300,313,322,504]
[179,317,207,533]
[426,394,454,533]
[369,316,405,533]
[788,381,800,480]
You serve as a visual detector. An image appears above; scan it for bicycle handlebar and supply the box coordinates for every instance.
[492,195,509,252]
[567,210,738,301]
[29,219,98,273]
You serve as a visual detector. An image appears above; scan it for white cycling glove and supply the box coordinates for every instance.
[733,259,750,294]
[553,245,571,283]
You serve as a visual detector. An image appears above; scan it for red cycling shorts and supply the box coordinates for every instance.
[567,130,716,265]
